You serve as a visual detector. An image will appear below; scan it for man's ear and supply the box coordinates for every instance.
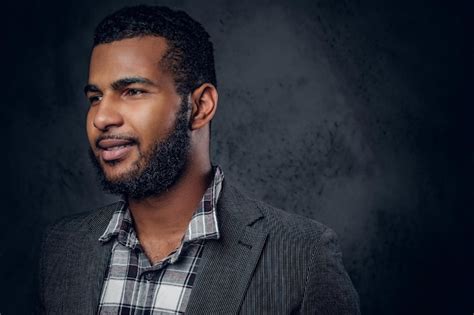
[190,83,218,130]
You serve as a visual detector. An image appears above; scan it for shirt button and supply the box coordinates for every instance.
[145,273,153,281]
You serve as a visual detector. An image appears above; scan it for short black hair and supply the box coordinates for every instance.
[93,5,216,97]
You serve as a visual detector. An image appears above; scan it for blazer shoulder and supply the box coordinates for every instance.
[230,187,360,312]
[43,201,124,239]
[220,183,335,245]
[247,197,361,313]
[251,197,331,240]
[38,202,123,313]
[39,201,123,275]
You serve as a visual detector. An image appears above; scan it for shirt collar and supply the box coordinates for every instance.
[98,165,224,248]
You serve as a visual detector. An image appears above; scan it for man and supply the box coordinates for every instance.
[38,5,360,314]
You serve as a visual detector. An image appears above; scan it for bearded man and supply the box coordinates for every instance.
[38,5,360,314]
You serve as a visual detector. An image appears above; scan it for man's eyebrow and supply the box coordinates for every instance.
[84,84,101,95]
[83,77,157,95]
[110,77,156,90]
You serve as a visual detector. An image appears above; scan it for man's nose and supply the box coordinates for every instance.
[92,95,124,131]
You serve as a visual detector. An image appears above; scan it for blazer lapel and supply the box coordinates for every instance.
[186,184,268,314]
[64,203,120,314]
[73,238,114,314]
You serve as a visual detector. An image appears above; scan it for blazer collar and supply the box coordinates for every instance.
[186,181,268,314]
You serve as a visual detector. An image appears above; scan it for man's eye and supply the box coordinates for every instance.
[125,89,145,96]
[88,95,102,104]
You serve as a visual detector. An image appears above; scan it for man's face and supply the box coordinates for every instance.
[85,36,190,199]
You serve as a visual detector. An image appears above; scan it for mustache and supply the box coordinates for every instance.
[95,134,139,148]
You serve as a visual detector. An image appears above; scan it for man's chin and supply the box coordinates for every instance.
[95,155,137,178]
[99,169,141,197]
[101,165,138,183]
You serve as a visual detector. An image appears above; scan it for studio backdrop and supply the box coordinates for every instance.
[1,0,472,314]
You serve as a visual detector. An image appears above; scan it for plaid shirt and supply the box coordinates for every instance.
[97,166,224,314]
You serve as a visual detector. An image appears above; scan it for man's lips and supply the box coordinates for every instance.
[96,138,137,162]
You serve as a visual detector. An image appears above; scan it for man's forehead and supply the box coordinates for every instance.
[88,36,170,85]
[91,36,168,65]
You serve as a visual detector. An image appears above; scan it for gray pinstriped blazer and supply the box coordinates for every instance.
[38,181,360,314]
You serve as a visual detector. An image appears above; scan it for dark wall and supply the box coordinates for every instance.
[1,0,472,314]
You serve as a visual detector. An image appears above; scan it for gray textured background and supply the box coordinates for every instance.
[1,0,472,314]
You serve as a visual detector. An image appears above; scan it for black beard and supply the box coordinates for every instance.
[89,99,191,200]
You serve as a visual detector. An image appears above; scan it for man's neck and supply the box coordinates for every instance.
[127,162,213,241]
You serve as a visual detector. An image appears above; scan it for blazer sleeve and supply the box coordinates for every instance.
[299,228,361,315]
